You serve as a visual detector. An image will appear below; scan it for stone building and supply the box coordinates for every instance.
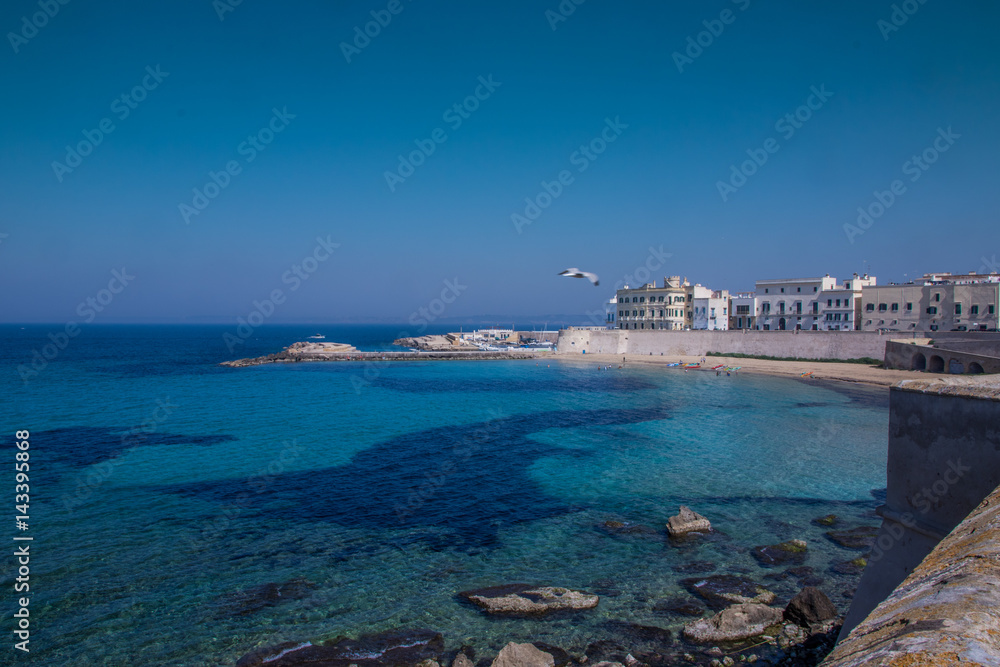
[755,273,874,330]
[615,276,692,330]
[860,272,1000,332]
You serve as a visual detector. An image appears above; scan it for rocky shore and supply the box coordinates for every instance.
[232,506,878,667]
[221,341,541,367]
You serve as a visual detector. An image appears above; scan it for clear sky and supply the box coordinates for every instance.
[2,0,998,323]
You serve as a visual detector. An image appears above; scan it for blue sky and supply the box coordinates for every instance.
[1,0,998,323]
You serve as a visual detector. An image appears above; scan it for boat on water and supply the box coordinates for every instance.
[681,363,701,369]
[308,334,325,339]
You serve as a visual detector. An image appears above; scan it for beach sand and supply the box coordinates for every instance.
[558,352,952,388]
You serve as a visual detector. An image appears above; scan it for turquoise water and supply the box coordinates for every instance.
[2,325,888,665]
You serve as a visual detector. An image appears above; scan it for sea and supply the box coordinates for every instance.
[1,324,890,666]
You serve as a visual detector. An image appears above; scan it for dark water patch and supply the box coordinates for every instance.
[213,577,317,618]
[370,374,658,395]
[808,379,890,409]
[160,406,671,550]
[22,427,236,470]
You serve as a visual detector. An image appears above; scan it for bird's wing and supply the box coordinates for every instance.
[582,272,600,286]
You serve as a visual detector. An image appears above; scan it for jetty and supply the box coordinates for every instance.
[221,341,545,368]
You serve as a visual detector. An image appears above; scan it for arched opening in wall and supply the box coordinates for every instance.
[778,318,786,330]
[969,362,985,374]
[928,355,945,373]
[948,359,964,374]
[912,353,927,371]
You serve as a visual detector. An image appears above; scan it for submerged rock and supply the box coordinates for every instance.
[600,520,657,536]
[458,584,598,615]
[680,575,775,610]
[830,555,868,576]
[752,539,808,568]
[682,603,784,643]
[235,629,444,667]
[491,642,554,667]
[452,654,474,667]
[811,514,840,527]
[216,577,317,617]
[783,586,839,627]
[652,596,705,617]
[671,561,717,575]
[604,619,673,644]
[825,526,878,550]
[666,506,712,536]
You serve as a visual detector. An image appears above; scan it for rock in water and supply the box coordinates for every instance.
[752,539,808,567]
[824,526,878,550]
[682,603,784,643]
[452,655,474,667]
[491,642,555,667]
[680,575,776,610]
[666,506,712,536]
[811,514,840,527]
[235,629,443,667]
[783,587,838,627]
[459,584,599,615]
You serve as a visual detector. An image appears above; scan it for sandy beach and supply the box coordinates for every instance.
[558,352,950,388]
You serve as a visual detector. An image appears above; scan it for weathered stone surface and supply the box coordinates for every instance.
[824,526,878,550]
[491,642,554,667]
[459,584,598,615]
[681,575,776,610]
[682,603,784,643]
[823,485,1000,666]
[452,654,474,667]
[783,587,838,627]
[235,629,443,667]
[532,643,570,667]
[752,539,808,567]
[666,506,712,536]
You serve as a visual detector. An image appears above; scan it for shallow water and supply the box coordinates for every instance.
[2,325,888,665]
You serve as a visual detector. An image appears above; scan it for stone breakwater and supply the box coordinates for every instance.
[221,341,541,367]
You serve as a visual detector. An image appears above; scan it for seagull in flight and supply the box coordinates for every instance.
[559,268,599,286]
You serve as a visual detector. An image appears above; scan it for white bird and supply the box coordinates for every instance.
[558,268,599,286]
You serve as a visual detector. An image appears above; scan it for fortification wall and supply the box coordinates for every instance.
[556,329,920,360]
[837,375,1000,641]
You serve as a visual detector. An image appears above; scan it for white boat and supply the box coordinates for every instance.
[308,334,325,339]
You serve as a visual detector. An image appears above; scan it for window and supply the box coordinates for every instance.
[765,288,769,294]
[891,303,898,312]
[659,309,663,316]
[632,297,637,303]
[878,304,887,312]
[955,304,962,315]
[866,303,874,312]
[906,303,912,311]
[780,288,785,293]
[658,296,664,302]
[991,305,996,315]
[813,287,818,292]
[836,299,841,307]
[827,299,832,307]
[845,282,851,289]
[927,306,937,315]
[846,313,851,321]
[935,293,941,302]
[639,309,644,316]
[812,302,819,314]
[972,305,979,315]
[797,287,801,292]
[639,297,645,303]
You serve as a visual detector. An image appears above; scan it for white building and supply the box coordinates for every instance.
[755,273,875,330]
[693,288,730,330]
[729,293,757,330]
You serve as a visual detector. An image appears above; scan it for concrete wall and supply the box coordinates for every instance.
[823,481,1000,666]
[555,328,925,360]
[838,376,1000,640]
